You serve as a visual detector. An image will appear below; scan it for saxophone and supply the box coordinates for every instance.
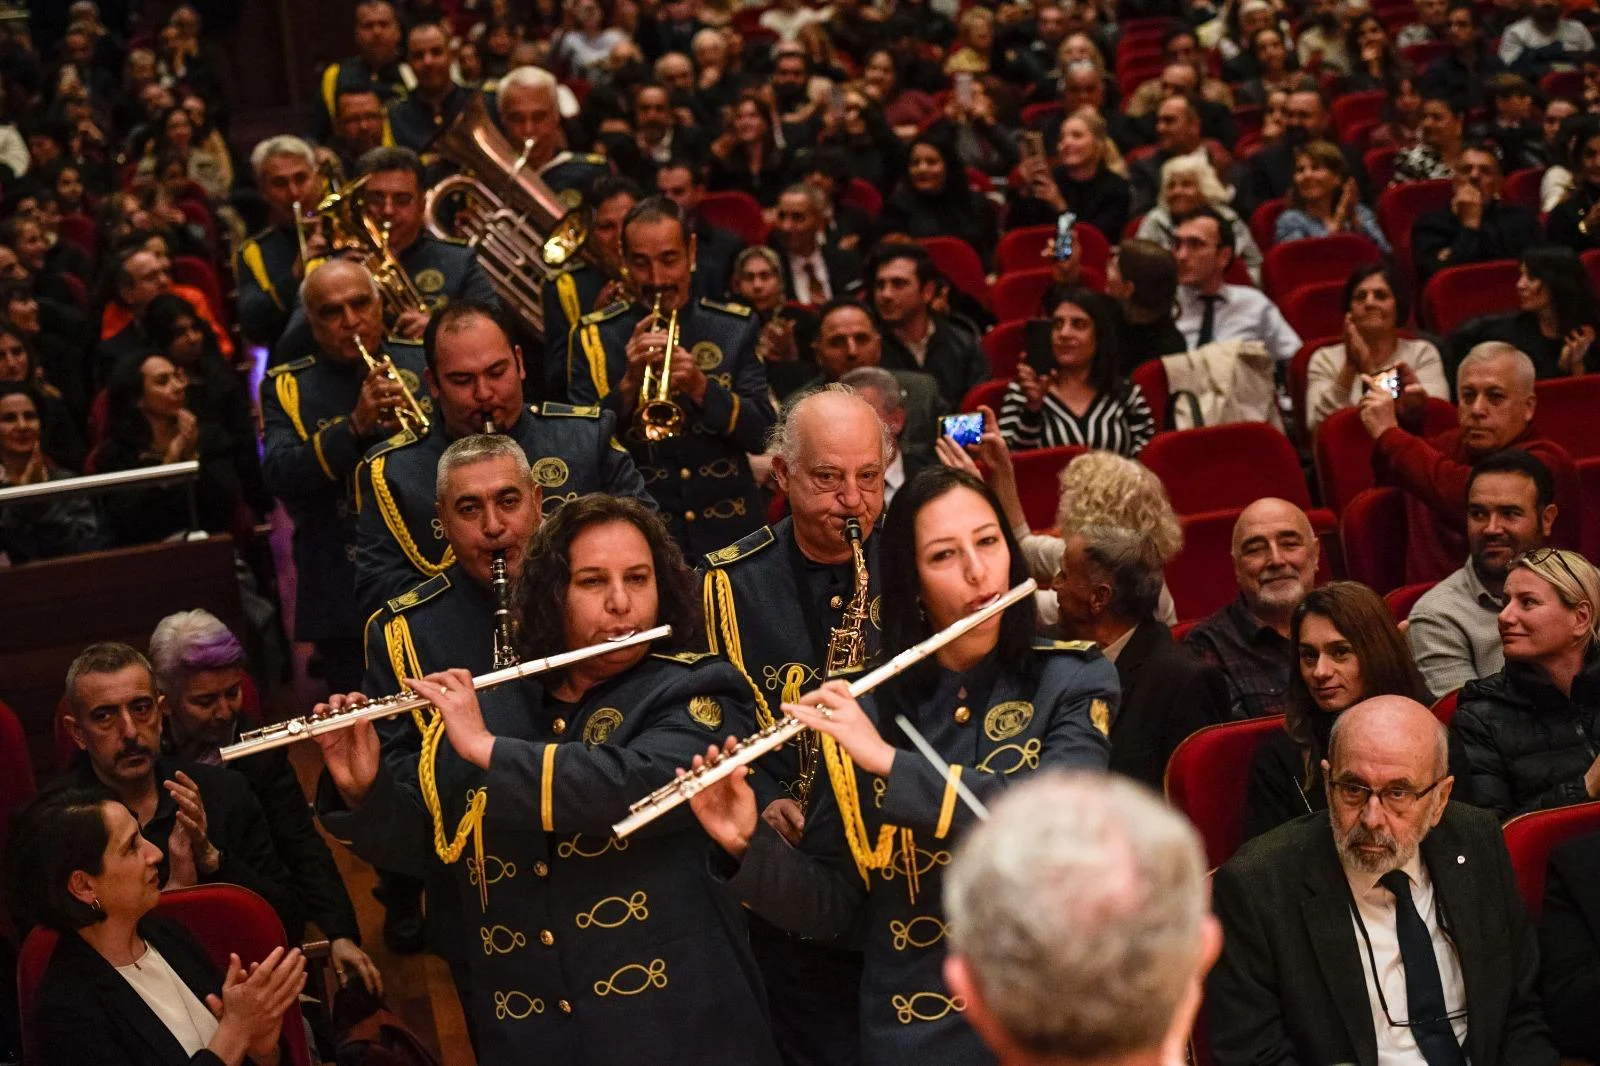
[796,517,869,804]
[491,549,519,668]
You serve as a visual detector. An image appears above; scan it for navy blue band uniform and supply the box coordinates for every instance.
[539,151,609,207]
[317,56,413,136]
[259,339,431,645]
[387,84,474,153]
[567,297,775,557]
[719,641,1119,1065]
[317,646,784,1065]
[541,265,606,401]
[352,401,654,617]
[235,225,301,352]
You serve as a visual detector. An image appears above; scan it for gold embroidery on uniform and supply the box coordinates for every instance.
[697,458,738,478]
[879,841,951,882]
[691,340,722,369]
[872,777,887,808]
[582,707,624,745]
[705,542,741,565]
[688,695,722,729]
[575,890,649,929]
[594,959,669,997]
[888,915,948,950]
[975,739,1043,776]
[762,662,818,695]
[414,267,445,293]
[1090,697,1111,737]
[892,992,967,1024]
[869,595,882,628]
[983,700,1034,741]
[703,499,747,520]
[557,833,630,859]
[494,990,545,1019]
[530,456,570,487]
[466,853,517,886]
[541,490,580,512]
[480,925,527,955]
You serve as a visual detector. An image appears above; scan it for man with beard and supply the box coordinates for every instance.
[1408,450,1556,699]
[1236,88,1368,217]
[1206,695,1558,1066]
[49,642,302,930]
[316,0,413,139]
[1184,497,1320,719]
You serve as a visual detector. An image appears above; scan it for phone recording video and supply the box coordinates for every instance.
[940,413,984,448]
[1024,318,1056,377]
[1054,211,1077,260]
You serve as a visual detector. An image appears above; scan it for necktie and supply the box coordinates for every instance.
[1378,870,1467,1066]
[803,258,829,303]
[1196,294,1222,346]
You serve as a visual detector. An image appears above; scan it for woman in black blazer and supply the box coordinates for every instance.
[4,788,305,1066]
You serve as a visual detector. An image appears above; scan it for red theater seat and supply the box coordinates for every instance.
[1420,258,1521,333]
[1140,422,1315,515]
[1012,445,1087,530]
[1534,375,1600,461]
[918,236,990,309]
[960,378,1010,413]
[981,319,1027,379]
[1384,580,1437,620]
[1165,715,1289,870]
[995,223,1108,276]
[992,267,1055,322]
[1341,487,1409,595]
[1130,359,1168,432]
[0,698,35,846]
[1312,399,1460,514]
[1280,279,1348,340]
[1502,800,1600,918]
[1431,688,1460,726]
[698,190,768,246]
[1250,198,1287,252]
[1261,233,1383,301]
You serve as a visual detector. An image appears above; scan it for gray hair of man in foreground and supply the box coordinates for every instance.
[944,772,1219,1065]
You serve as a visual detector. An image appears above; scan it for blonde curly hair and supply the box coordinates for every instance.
[1055,452,1183,562]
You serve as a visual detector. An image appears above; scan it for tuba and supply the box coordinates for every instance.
[422,93,622,338]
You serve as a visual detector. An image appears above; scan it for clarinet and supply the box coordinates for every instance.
[491,549,519,668]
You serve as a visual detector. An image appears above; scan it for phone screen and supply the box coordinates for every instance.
[1054,211,1077,260]
[940,413,984,448]
[1024,318,1056,376]
[1020,130,1045,161]
[955,73,975,109]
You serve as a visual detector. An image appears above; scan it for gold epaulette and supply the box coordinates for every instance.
[266,355,316,377]
[580,301,630,325]
[386,572,451,613]
[1032,638,1099,654]
[430,232,470,247]
[699,297,752,317]
[704,525,775,568]
[538,401,602,418]
[368,427,418,459]
[650,649,716,665]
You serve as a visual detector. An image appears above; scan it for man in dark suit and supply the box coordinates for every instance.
[1053,525,1228,788]
[655,156,744,300]
[868,243,989,412]
[1538,830,1600,1062]
[1207,694,1559,1066]
[770,184,863,306]
[1411,141,1542,284]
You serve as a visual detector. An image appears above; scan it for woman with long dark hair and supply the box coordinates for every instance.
[0,381,102,562]
[1449,245,1600,378]
[686,465,1116,1064]
[0,320,87,470]
[883,134,999,265]
[706,91,791,207]
[1243,581,1433,841]
[1342,13,1409,91]
[1545,116,1600,252]
[998,287,1155,455]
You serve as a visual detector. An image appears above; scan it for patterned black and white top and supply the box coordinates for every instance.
[997,381,1157,457]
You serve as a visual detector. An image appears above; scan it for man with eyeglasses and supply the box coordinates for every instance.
[1172,207,1302,363]
[1207,694,1558,1066]
[50,642,302,930]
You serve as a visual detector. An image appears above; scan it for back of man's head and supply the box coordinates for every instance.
[945,772,1216,1064]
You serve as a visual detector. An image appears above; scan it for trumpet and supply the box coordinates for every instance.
[355,335,431,435]
[220,625,672,760]
[611,580,1036,839]
[635,292,685,442]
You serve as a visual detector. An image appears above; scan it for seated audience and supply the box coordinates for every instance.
[837,366,927,506]
[1393,90,1469,185]
[706,91,790,207]
[1483,73,1545,171]
[769,183,863,306]
[1172,208,1303,362]
[1541,113,1600,243]
[1124,27,1236,118]
[1362,341,1581,583]
[882,135,1000,267]
[0,321,87,472]
[1208,694,1558,1066]
[1237,88,1361,216]
[1344,14,1411,92]
[998,287,1156,456]
[1053,524,1228,786]
[868,243,989,411]
[1455,547,1600,818]
[807,299,945,468]
[1106,239,1188,372]
[733,246,819,402]
[1008,108,1132,241]
[1135,155,1263,285]
[1498,0,1594,79]
[944,773,1220,1066]
[1234,27,1305,106]
[1422,2,1506,111]
[1539,830,1600,1063]
[1129,94,1228,215]
[1449,245,1599,378]
[2,788,307,1066]
[920,77,1020,181]
[1245,581,1435,842]
[1398,0,1450,47]
[1274,139,1392,253]
[0,380,102,564]
[1410,449,1558,698]
[1305,265,1448,437]
[1186,497,1321,719]
[1411,140,1543,284]
[1367,75,1426,150]
[860,47,941,138]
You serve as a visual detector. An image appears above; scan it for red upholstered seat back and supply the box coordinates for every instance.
[1011,445,1087,531]
[1341,487,1409,595]
[1383,581,1437,620]
[1261,233,1383,301]
[1313,399,1459,514]
[1140,422,1313,514]
[1165,715,1289,870]
[1534,376,1600,461]
[1501,800,1600,919]
[698,191,768,246]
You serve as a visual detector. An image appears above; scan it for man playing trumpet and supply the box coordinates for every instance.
[237,135,324,353]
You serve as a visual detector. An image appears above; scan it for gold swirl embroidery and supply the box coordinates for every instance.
[711,372,733,388]
[888,915,948,950]
[872,777,887,808]
[698,458,738,478]
[702,499,747,520]
[976,739,1043,776]
[762,662,818,694]
[494,990,545,1019]
[480,925,527,955]
[430,517,445,540]
[467,853,517,887]
[639,466,668,483]
[557,833,629,859]
[575,891,650,929]
[541,490,580,512]
[594,958,668,997]
[891,992,967,1024]
[879,843,951,882]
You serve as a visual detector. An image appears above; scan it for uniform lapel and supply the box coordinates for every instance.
[1301,834,1380,1066]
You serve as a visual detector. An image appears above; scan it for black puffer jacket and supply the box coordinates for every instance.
[1455,648,1600,820]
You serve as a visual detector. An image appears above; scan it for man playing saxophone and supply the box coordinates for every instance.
[315,495,782,1066]
[569,196,774,557]
[699,384,891,1066]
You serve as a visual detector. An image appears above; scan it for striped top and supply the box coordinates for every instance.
[997,381,1156,457]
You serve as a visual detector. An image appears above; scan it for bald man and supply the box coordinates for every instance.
[1184,498,1320,719]
[1207,695,1558,1066]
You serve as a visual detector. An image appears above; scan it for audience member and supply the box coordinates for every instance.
[1412,140,1543,283]
[1394,90,1469,184]
[1275,139,1392,252]
[0,321,87,471]
[1455,547,1600,818]
[1234,27,1305,106]
[1186,498,1321,719]
[1106,239,1188,372]
[1009,107,1133,240]
[1498,0,1594,78]
[1368,75,1426,150]
[769,183,862,305]
[1398,0,1451,47]
[1129,94,1222,215]
[1449,245,1599,378]
[1172,208,1303,362]
[0,380,101,564]
[1245,581,1434,842]
[1539,830,1600,1062]
[1209,694,1558,1066]
[1542,114,1600,250]
[1343,13,1410,91]
[1410,449,1557,698]
[1135,155,1263,285]
[1237,88,1361,216]
[883,134,1000,266]
[706,90,790,206]
[654,156,744,299]
[1422,2,1506,111]
[868,242,988,411]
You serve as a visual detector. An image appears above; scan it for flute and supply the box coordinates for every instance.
[611,580,1036,839]
[220,625,671,760]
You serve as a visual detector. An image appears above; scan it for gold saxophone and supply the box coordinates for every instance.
[795,517,869,805]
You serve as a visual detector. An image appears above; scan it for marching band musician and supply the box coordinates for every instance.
[261,258,431,693]
[358,433,543,1006]
[699,383,890,1066]
[569,197,775,556]
[542,175,641,401]
[688,466,1119,1064]
[236,135,323,353]
[354,301,652,618]
[315,1,412,140]
[494,65,608,204]
[385,22,474,155]
[315,494,783,1065]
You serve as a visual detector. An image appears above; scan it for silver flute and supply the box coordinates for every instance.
[220,625,672,760]
[611,580,1036,839]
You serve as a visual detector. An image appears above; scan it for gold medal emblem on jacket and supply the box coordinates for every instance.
[691,341,722,370]
[1090,698,1111,737]
[688,695,723,729]
[984,700,1034,741]
[530,457,570,488]
[583,707,624,745]
[415,268,445,293]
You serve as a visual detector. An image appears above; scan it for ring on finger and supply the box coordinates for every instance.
[820,707,834,720]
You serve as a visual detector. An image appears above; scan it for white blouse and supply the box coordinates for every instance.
[116,942,220,1056]
[1304,336,1450,437]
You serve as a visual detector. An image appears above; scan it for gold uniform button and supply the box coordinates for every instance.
[551,717,567,736]
[953,706,972,725]
[830,595,843,609]
[533,861,549,877]
[680,467,691,480]
[539,929,555,946]
[684,510,696,522]
[558,999,573,1014]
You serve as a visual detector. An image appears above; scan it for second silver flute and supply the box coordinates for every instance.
[221,625,672,760]
[611,580,1037,839]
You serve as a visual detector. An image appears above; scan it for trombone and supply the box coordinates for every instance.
[635,292,685,442]
[355,335,431,435]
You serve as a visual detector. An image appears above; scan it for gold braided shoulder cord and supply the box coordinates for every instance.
[385,616,489,911]
[820,732,902,892]
[275,373,308,440]
[710,569,775,730]
[370,455,456,577]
